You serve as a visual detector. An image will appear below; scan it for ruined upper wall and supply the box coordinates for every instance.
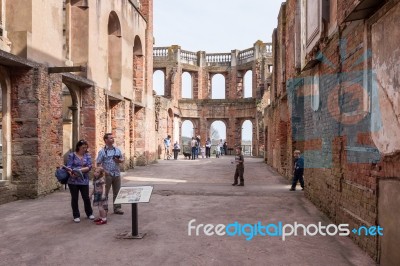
[154,42,272,71]
[153,41,273,101]
[5,0,64,65]
[2,0,148,101]
[370,1,400,156]
[86,0,147,98]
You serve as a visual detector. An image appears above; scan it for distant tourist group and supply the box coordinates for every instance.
[163,135,245,186]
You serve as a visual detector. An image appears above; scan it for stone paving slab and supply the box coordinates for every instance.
[0,156,375,265]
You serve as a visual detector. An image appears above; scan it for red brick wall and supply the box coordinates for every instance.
[337,0,358,24]
[37,70,64,195]
[134,106,146,165]
[7,67,64,198]
[265,0,400,261]
[264,3,291,176]
[133,55,144,102]
[10,68,40,198]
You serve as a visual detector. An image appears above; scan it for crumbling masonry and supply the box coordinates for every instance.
[0,0,157,204]
[265,0,400,264]
[153,42,272,158]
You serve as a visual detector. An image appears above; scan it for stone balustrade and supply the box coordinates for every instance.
[205,53,231,64]
[153,47,169,58]
[153,41,272,67]
[265,43,272,55]
[238,48,254,63]
[180,50,197,63]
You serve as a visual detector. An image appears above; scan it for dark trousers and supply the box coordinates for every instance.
[206,147,211,158]
[173,149,180,159]
[291,174,304,189]
[234,166,244,184]
[68,184,93,219]
[191,147,196,160]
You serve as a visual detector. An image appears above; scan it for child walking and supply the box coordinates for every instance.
[91,167,108,225]
[232,147,244,186]
[201,146,205,159]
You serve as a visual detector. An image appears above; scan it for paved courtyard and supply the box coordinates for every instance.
[0,156,375,265]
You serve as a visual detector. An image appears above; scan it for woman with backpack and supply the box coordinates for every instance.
[65,139,94,223]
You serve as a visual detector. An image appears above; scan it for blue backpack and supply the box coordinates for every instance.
[55,167,70,185]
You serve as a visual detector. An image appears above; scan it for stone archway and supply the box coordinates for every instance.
[243,70,253,98]
[61,83,81,162]
[211,73,226,99]
[181,72,193,99]
[181,119,195,153]
[241,120,253,156]
[208,120,227,142]
[0,67,11,181]
[153,69,165,96]
[133,35,144,102]
[108,11,122,94]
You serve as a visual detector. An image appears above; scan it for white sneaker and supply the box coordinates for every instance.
[88,215,95,220]
[73,218,80,223]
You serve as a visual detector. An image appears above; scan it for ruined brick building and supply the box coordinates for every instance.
[0,0,398,263]
[0,0,157,204]
[152,42,272,157]
[265,0,400,264]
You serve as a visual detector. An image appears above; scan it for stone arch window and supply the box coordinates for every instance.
[108,11,122,94]
[133,35,144,102]
[211,74,225,99]
[241,120,253,156]
[181,72,192,99]
[153,70,165,96]
[210,120,226,142]
[181,120,194,138]
[181,120,194,153]
[244,70,253,98]
[0,68,11,181]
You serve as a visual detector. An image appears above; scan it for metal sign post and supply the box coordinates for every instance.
[114,186,153,240]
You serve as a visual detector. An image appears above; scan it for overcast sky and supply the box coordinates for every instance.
[154,0,284,52]
[153,0,285,147]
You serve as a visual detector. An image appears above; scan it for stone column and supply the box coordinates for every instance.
[69,105,79,146]
[229,50,239,100]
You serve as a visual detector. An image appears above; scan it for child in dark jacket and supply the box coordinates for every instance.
[290,150,304,191]
[232,147,244,186]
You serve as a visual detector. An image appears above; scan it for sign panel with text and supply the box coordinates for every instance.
[114,186,153,204]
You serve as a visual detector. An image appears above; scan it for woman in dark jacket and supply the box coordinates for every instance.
[66,139,94,223]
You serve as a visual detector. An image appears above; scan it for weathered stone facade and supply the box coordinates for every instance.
[0,0,156,204]
[153,42,273,158]
[265,0,400,263]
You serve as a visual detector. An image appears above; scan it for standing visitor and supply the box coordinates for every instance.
[96,133,124,215]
